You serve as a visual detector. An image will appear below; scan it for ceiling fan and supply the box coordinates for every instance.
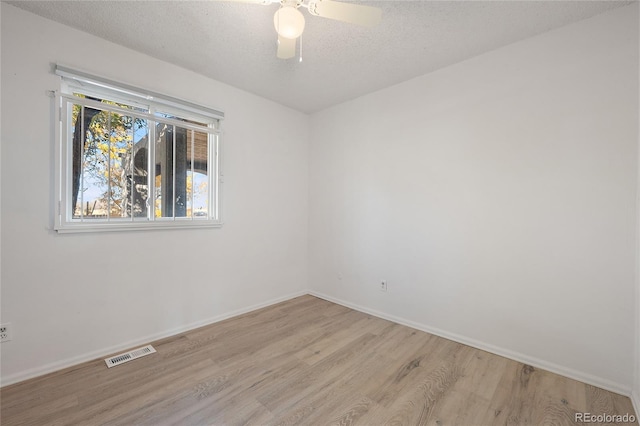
[226,0,382,59]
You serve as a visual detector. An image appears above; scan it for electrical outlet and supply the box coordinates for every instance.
[380,281,388,292]
[0,323,12,342]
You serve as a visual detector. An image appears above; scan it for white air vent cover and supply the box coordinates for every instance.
[104,344,156,368]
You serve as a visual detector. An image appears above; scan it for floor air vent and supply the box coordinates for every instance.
[104,344,156,368]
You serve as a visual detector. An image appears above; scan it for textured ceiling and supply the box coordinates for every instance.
[7,0,634,113]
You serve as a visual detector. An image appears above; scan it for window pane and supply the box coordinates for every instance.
[192,172,209,218]
[107,111,132,218]
[71,103,82,218]
[174,126,189,218]
[74,106,110,219]
[193,132,209,219]
[71,99,153,220]
[122,117,149,218]
[154,123,174,218]
[185,130,194,218]
[154,125,209,219]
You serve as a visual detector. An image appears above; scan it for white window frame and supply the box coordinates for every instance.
[54,65,224,233]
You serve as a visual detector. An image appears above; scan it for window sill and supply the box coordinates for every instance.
[54,220,223,234]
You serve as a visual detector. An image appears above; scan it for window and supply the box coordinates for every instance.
[54,66,223,233]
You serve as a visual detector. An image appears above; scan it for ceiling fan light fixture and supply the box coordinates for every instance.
[274,6,305,39]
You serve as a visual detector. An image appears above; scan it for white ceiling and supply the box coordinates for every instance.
[7,0,633,113]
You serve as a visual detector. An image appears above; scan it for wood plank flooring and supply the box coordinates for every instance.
[1,295,637,425]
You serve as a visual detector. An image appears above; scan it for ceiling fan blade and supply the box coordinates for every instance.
[277,35,297,59]
[309,0,381,27]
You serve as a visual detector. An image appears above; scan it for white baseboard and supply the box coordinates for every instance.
[2,288,634,400]
[0,290,307,387]
[308,290,632,397]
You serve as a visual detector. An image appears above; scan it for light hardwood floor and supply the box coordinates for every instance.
[1,295,637,425]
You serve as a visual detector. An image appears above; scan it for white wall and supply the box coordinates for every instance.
[309,4,638,393]
[0,4,308,385]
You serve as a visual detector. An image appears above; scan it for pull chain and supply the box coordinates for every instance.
[299,34,303,63]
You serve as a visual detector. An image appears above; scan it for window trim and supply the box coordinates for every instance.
[53,67,224,233]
